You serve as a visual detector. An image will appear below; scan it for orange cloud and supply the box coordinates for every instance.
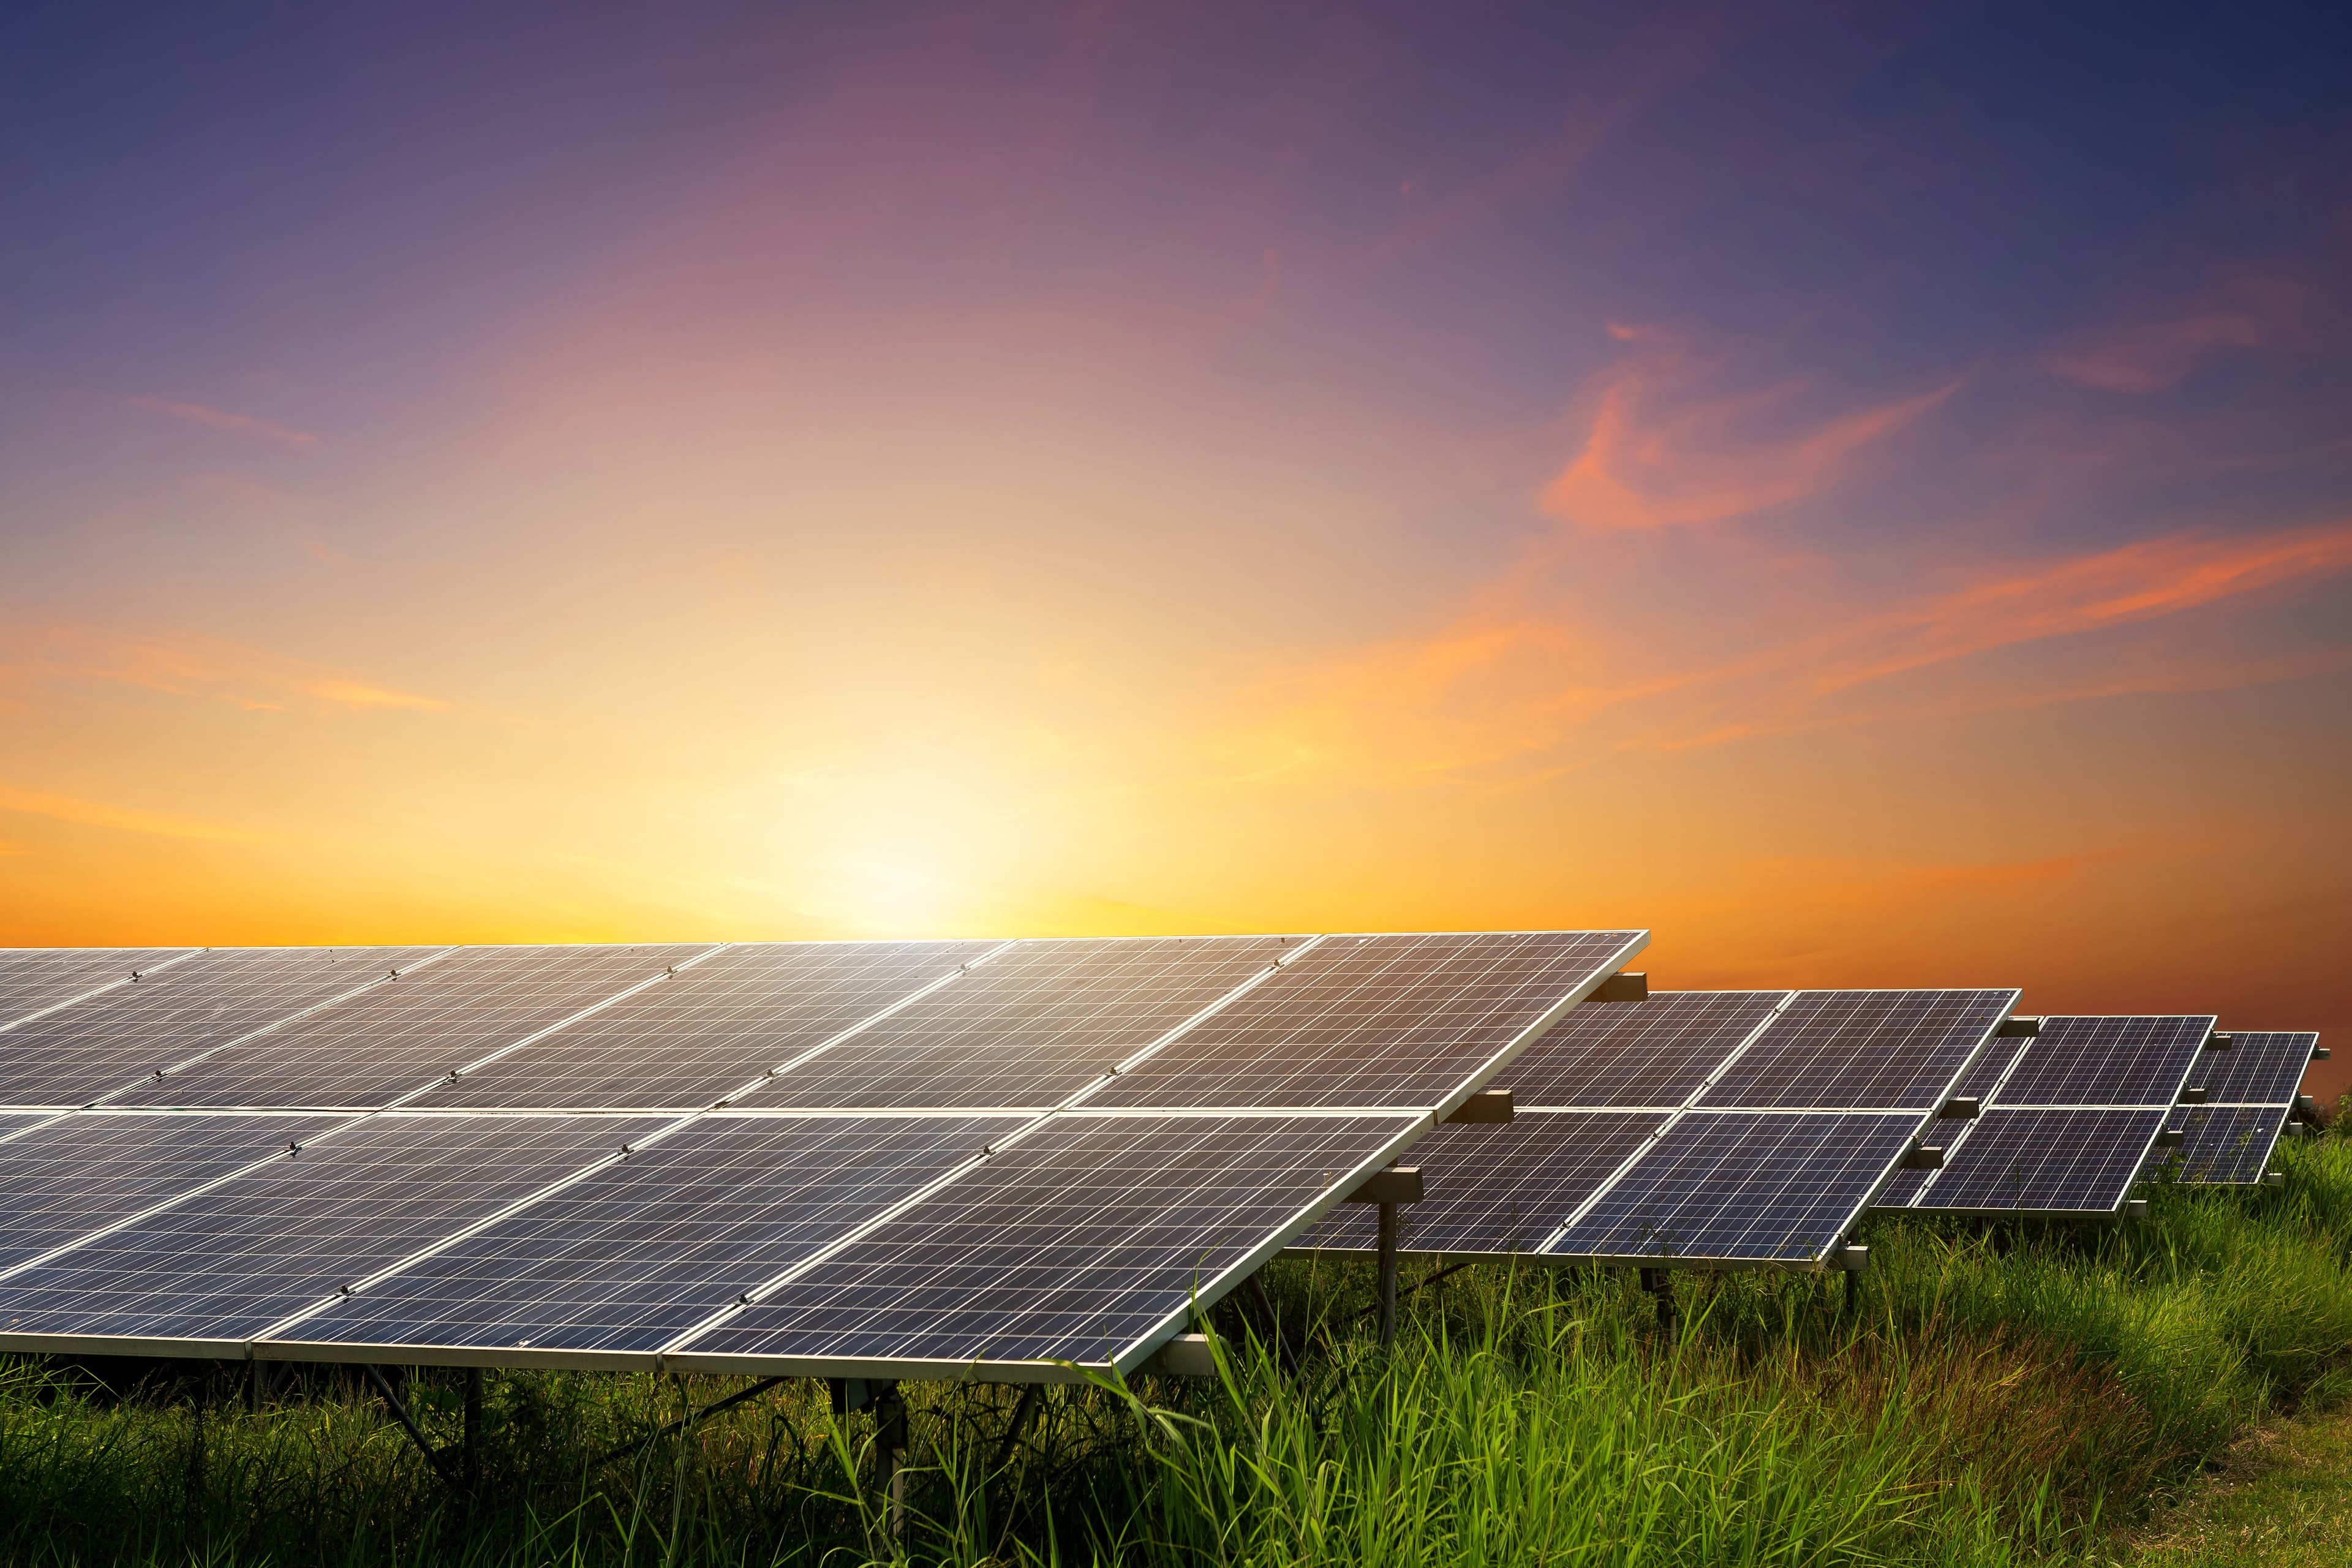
[2043,276,2307,393]
[127,396,317,448]
[0,624,449,715]
[1539,335,1954,529]
[0,784,258,842]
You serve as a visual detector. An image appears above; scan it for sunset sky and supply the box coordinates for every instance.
[4,4,2348,1087]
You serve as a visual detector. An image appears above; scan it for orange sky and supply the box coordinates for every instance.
[4,4,2348,1095]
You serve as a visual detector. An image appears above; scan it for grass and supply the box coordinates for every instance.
[4,1133,2350,1567]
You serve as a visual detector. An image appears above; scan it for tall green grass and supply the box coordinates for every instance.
[5,1135,2350,1567]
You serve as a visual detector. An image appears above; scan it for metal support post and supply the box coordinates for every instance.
[872,1383,910,1541]
[1638,1267,1678,1340]
[360,1364,461,1491]
[994,1384,1043,1468]
[1376,1200,1401,1348]
[462,1367,483,1498]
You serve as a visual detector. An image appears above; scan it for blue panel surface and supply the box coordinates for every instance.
[1087,930,1647,1111]
[1696,990,2014,1111]
[2161,1104,2292,1185]
[273,1112,1025,1354]
[678,1112,1412,1367]
[0,949,196,1031]
[1293,1110,1664,1256]
[0,1113,667,1344]
[733,937,1298,1110]
[0,1112,349,1272]
[1912,1107,2166,1213]
[418,941,997,1110]
[1544,1110,1919,1263]
[1494,992,1787,1108]
[1994,1016,2212,1106]
[2,948,445,1107]
[108,946,712,1111]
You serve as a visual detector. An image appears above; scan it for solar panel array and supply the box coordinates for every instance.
[1877,1015,2213,1215]
[2155,1031,2318,1185]
[0,929,1645,1377]
[1297,988,2015,1269]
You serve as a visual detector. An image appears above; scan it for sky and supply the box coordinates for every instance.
[3,2,2348,1091]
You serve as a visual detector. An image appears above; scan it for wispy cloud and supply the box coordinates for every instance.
[1539,328,1955,529]
[0,784,259,842]
[127,396,318,448]
[2043,276,2307,393]
[0,624,449,715]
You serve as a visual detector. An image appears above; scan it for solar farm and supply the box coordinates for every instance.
[0,933,2340,1566]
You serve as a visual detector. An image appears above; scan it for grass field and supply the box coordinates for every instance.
[5,1131,2350,1567]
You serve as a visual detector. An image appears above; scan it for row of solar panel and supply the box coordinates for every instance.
[0,932,1648,1377]
[1298,993,2319,1268]
[0,940,2320,1373]
[0,935,1640,1114]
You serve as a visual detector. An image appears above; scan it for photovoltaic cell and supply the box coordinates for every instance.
[2193,1031,2317,1107]
[1544,1111,1920,1263]
[105,946,714,1111]
[1910,1107,2166,1213]
[1087,930,1648,1111]
[0,1113,668,1346]
[415,941,998,1110]
[2,948,450,1107]
[675,1112,1413,1370]
[2163,1104,2290,1185]
[1695,990,2016,1110]
[1993,1016,2212,1106]
[0,1113,58,1143]
[732,937,1297,1111]
[1493,992,1788,1107]
[1945,1038,2030,1103]
[0,1112,349,1272]
[1292,1110,1665,1256]
[272,1112,1026,1356]
[0,949,195,1028]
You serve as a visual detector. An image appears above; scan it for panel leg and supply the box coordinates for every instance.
[873,1384,909,1542]
[994,1383,1042,1469]
[1639,1267,1678,1340]
[463,1367,483,1498]
[1376,1201,1400,1349]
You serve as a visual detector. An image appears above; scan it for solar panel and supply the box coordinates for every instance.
[1,948,450,1107]
[1084,930,1649,1111]
[1291,1110,1666,1256]
[1916,1107,2168,1212]
[669,1111,1417,1374]
[1695,990,2016,1110]
[1491,992,1789,1107]
[0,1113,669,1351]
[0,1111,349,1272]
[2164,1104,2290,1185]
[0,949,197,1029]
[413,941,1000,1110]
[2193,1030,2316,1107]
[1542,1111,1921,1263]
[268,1112,1027,1360]
[1946,1036,2030,1102]
[104,946,715,1111]
[1992,1016,2212,1106]
[0,1113,58,1143]
[730,937,1298,1111]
